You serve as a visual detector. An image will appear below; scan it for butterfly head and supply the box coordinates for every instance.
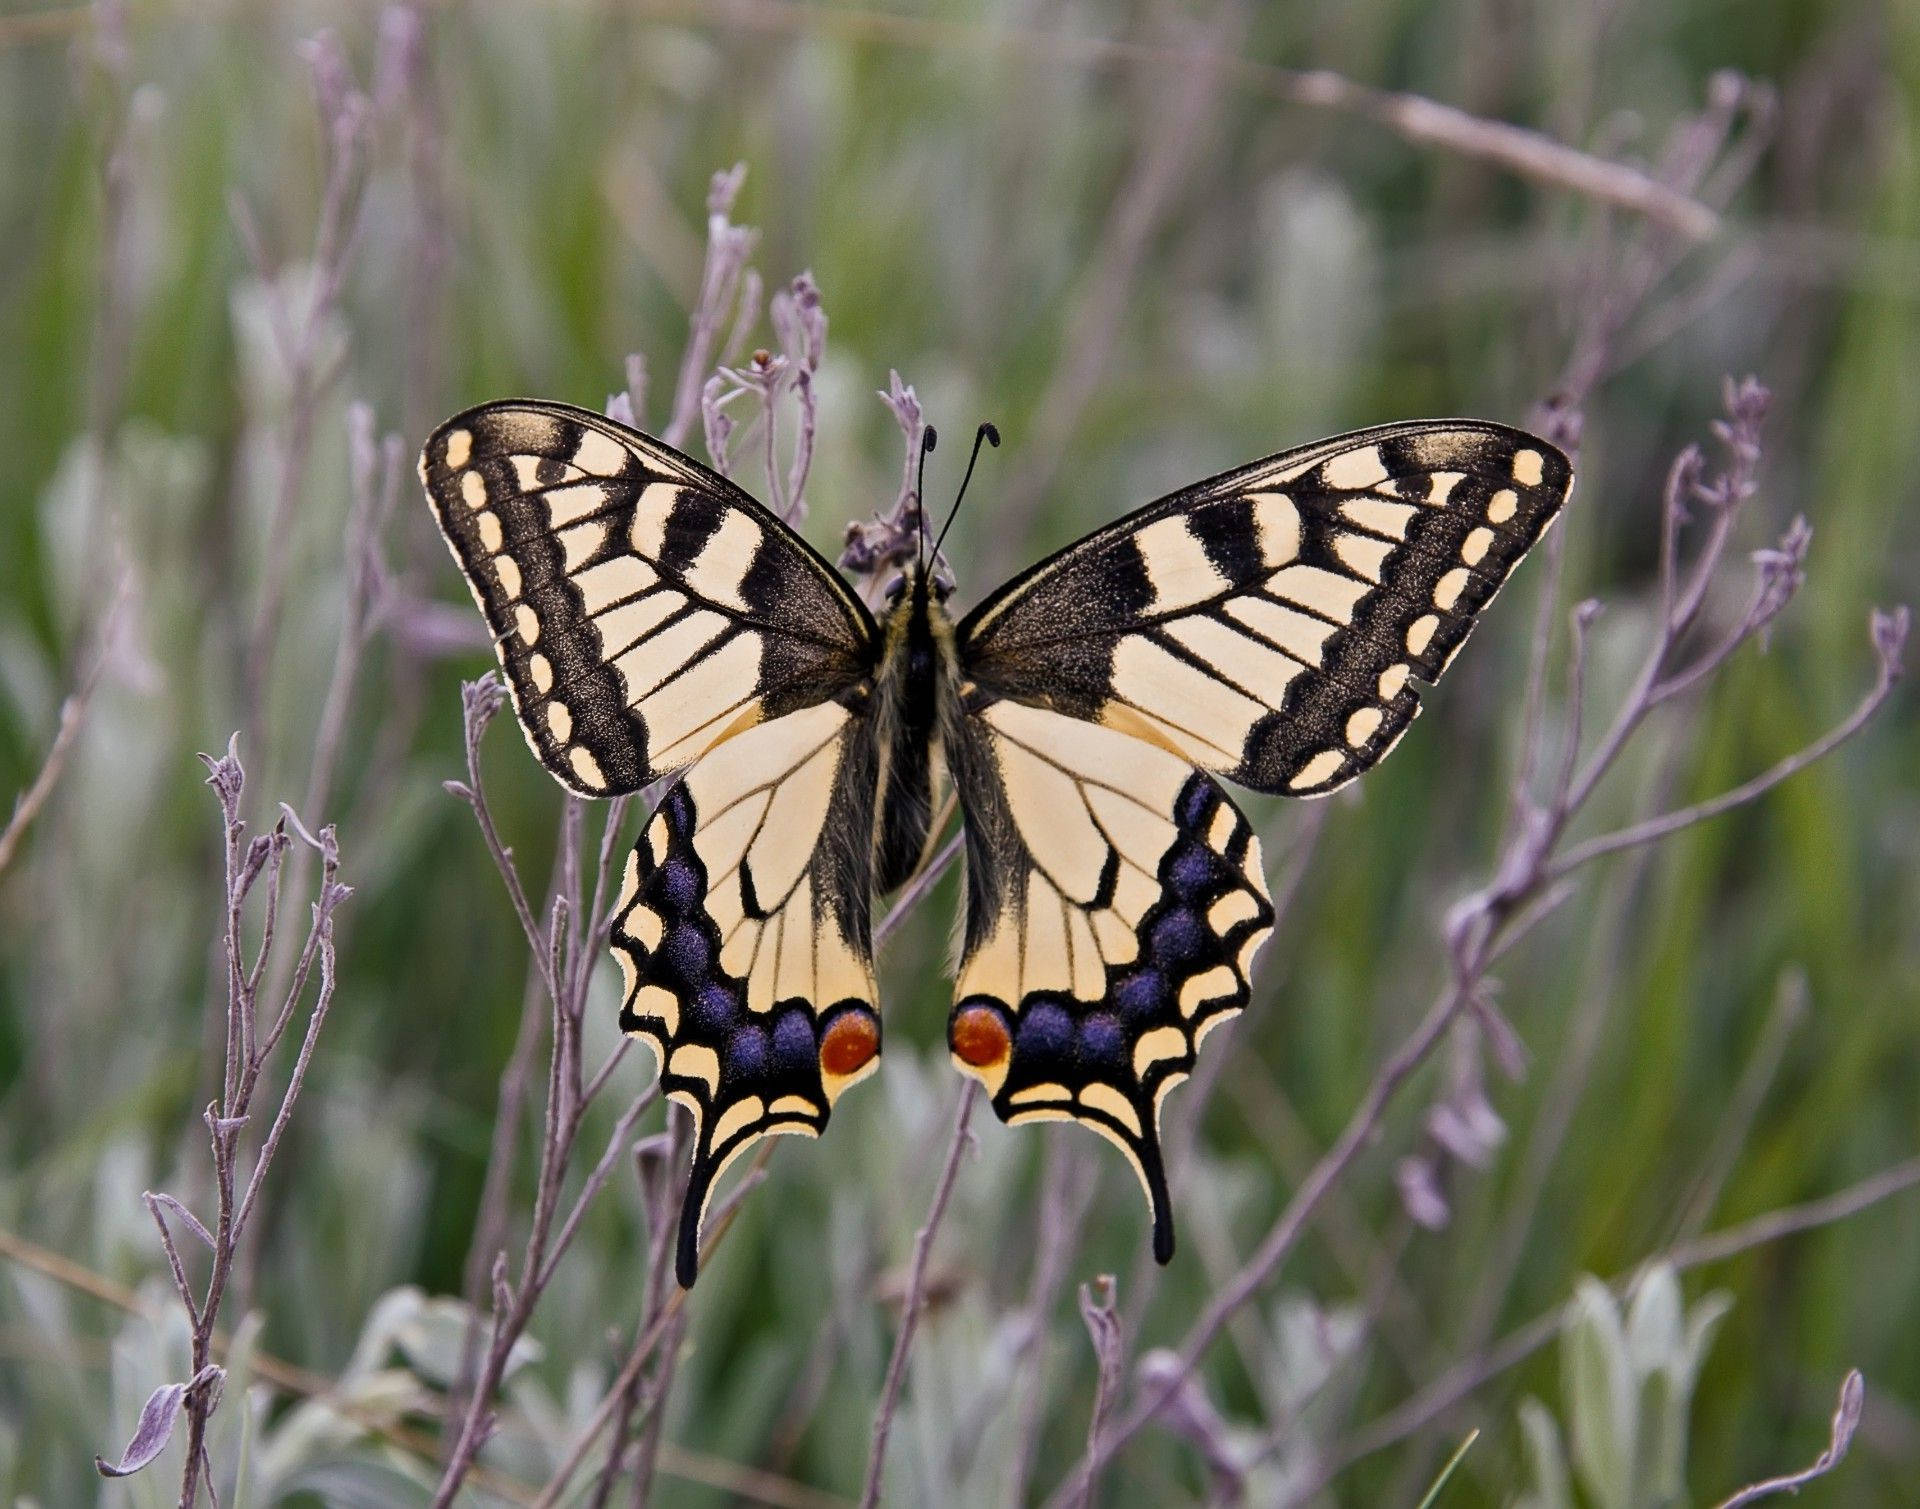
[889,420,999,611]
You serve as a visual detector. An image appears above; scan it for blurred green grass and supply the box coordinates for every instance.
[0,1,1916,1504]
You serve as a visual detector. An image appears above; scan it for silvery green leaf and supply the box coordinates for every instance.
[394,1294,542,1390]
[1564,1276,1637,1509]
[256,1369,425,1491]
[1272,1293,1367,1414]
[1676,1289,1735,1396]
[1516,1398,1574,1509]
[341,1286,425,1383]
[1642,1287,1734,1505]
[1627,1263,1684,1377]
[211,1310,266,1508]
[1637,1358,1687,1505]
[94,1381,186,1478]
[280,1456,436,1507]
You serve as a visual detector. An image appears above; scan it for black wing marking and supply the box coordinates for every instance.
[422,401,877,795]
[943,696,1274,1261]
[610,700,882,1287]
[957,421,1572,796]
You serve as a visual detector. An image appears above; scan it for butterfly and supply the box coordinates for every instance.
[421,400,1571,1287]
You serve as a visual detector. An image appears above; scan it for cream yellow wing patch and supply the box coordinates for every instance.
[958,421,1572,797]
[421,401,875,795]
[609,702,881,1287]
[944,698,1274,1263]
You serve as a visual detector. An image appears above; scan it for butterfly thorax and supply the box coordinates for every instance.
[869,567,959,895]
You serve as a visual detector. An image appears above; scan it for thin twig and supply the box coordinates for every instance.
[858,1082,981,1509]
[874,828,963,948]
[530,1140,777,1509]
[1290,1158,1920,1497]
[2,1217,832,1508]
[1549,632,1902,876]
[1712,1370,1865,1507]
[0,569,131,878]
[1066,1276,1123,1509]
[535,1085,662,1293]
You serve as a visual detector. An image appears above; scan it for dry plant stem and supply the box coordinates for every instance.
[589,1127,684,1509]
[1002,1138,1101,1503]
[1552,74,1769,403]
[230,404,403,1308]
[1294,1161,1920,1498]
[1067,1276,1124,1509]
[874,829,963,948]
[1546,661,1900,875]
[530,1140,778,1509]
[1054,383,1906,1506]
[0,568,132,878]
[3,1226,825,1509]
[651,0,1720,239]
[145,748,348,1509]
[445,679,561,1002]
[452,952,549,1434]
[1442,796,1671,1399]
[626,1307,687,1509]
[859,1081,981,1509]
[664,163,753,450]
[1223,1061,1433,1383]
[1711,1370,1865,1507]
[433,694,658,1507]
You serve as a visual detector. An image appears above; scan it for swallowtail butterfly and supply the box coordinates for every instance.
[422,400,1571,1286]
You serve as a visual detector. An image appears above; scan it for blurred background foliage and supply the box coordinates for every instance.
[0,0,1915,1504]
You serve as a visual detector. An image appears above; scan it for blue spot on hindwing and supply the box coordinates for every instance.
[690,984,737,1037]
[1078,1013,1126,1072]
[1112,969,1170,1022]
[1014,999,1074,1071]
[1150,910,1206,966]
[657,858,701,914]
[659,925,711,985]
[1176,776,1214,830]
[773,1008,816,1076]
[726,1023,770,1083]
[1167,845,1218,900]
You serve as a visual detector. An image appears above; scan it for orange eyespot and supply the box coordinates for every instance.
[819,1010,880,1077]
[950,1005,1011,1069]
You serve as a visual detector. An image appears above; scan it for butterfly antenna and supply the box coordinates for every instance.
[915,425,938,571]
[932,422,999,563]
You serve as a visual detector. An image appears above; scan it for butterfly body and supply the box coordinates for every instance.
[868,570,956,895]
[422,399,1572,1286]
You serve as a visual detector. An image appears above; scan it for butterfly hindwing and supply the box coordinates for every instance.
[421,401,876,795]
[943,697,1274,1260]
[610,701,882,1286]
[958,422,1572,796]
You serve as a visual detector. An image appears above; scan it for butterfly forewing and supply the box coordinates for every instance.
[421,401,876,794]
[944,698,1274,1260]
[958,421,1572,796]
[610,701,882,1286]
